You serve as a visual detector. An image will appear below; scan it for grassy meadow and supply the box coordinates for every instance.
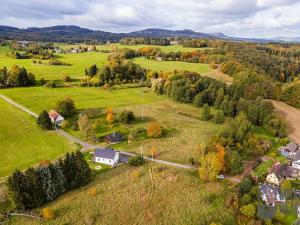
[9,164,235,225]
[0,98,78,177]
[0,46,107,80]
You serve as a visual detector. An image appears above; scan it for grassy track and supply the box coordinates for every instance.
[0,46,107,80]
[10,165,235,225]
[0,98,78,177]
[133,57,212,74]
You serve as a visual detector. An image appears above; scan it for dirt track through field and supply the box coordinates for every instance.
[270,100,300,144]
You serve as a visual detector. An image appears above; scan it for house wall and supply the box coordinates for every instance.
[95,156,116,166]
[292,160,300,170]
[266,173,279,185]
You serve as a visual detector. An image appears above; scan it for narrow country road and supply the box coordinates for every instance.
[0,94,193,170]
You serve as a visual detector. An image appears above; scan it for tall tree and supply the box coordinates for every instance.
[37,110,52,130]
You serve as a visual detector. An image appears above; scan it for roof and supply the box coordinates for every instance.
[94,148,117,160]
[260,184,280,205]
[48,110,60,120]
[105,132,123,143]
[287,142,299,153]
[292,151,300,162]
[272,163,292,180]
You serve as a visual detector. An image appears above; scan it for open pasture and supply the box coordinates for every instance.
[0,98,78,177]
[9,164,235,225]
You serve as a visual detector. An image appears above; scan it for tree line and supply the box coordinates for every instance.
[8,151,91,210]
[0,65,35,87]
[119,37,170,46]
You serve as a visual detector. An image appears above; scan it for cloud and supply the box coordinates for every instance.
[0,0,300,38]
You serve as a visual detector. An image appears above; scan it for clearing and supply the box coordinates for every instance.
[9,164,235,225]
[0,98,78,177]
[270,100,300,144]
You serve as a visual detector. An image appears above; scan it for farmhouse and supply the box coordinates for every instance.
[105,132,123,144]
[260,184,285,206]
[48,110,64,126]
[266,163,292,185]
[93,148,120,167]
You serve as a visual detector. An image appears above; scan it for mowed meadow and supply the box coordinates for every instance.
[0,98,78,177]
[10,164,235,225]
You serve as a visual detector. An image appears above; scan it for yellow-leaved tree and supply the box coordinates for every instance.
[198,152,223,181]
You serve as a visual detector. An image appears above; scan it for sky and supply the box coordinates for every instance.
[1,0,300,38]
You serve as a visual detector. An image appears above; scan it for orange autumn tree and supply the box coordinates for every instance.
[215,143,225,172]
[106,107,115,123]
[149,146,158,158]
[147,122,162,138]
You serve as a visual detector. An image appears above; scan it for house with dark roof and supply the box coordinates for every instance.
[93,148,120,167]
[48,110,64,126]
[105,132,123,144]
[266,163,292,185]
[260,184,285,206]
[279,142,299,157]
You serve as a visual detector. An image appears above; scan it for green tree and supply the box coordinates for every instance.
[213,110,225,124]
[200,104,211,121]
[118,110,135,124]
[54,97,76,117]
[37,110,52,130]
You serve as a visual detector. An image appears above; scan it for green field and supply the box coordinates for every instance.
[0,98,78,177]
[0,87,166,113]
[56,43,209,53]
[133,57,212,74]
[0,46,107,80]
[10,164,235,225]
[0,87,220,164]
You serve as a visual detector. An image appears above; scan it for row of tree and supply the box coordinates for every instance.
[120,37,170,46]
[0,65,35,87]
[8,151,91,209]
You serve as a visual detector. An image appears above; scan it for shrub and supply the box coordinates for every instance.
[147,122,162,138]
[129,155,145,166]
[118,110,135,124]
[239,177,253,195]
[42,207,55,220]
[128,127,145,142]
[62,75,71,82]
[87,187,97,197]
[54,97,76,117]
[39,78,46,86]
[240,204,256,218]
[45,80,56,88]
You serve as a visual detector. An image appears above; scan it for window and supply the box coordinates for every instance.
[109,160,112,163]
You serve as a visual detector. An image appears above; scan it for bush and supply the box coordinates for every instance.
[42,207,55,220]
[239,177,253,195]
[240,204,256,218]
[87,187,97,197]
[54,97,76,117]
[129,155,145,166]
[62,75,71,82]
[147,122,162,138]
[45,80,56,88]
[118,110,135,124]
[128,127,145,142]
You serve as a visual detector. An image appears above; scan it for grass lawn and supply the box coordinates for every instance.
[9,164,235,225]
[133,57,212,74]
[0,46,108,80]
[0,87,167,113]
[0,98,78,177]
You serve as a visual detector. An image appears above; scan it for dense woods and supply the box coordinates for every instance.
[120,37,170,46]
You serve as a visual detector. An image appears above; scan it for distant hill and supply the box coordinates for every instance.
[0,25,288,43]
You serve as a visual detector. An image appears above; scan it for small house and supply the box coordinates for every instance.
[93,148,119,167]
[105,132,123,144]
[292,151,300,170]
[260,184,285,206]
[48,110,64,126]
[266,163,292,186]
[280,142,299,157]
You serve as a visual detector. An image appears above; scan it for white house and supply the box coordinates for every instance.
[93,148,119,167]
[48,110,64,127]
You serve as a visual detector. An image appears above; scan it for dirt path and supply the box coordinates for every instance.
[269,100,300,144]
[202,65,233,85]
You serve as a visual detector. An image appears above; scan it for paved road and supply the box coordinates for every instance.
[0,94,193,170]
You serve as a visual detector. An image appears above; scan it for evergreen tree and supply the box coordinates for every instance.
[25,167,45,207]
[213,110,225,124]
[200,104,211,121]
[37,110,52,130]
